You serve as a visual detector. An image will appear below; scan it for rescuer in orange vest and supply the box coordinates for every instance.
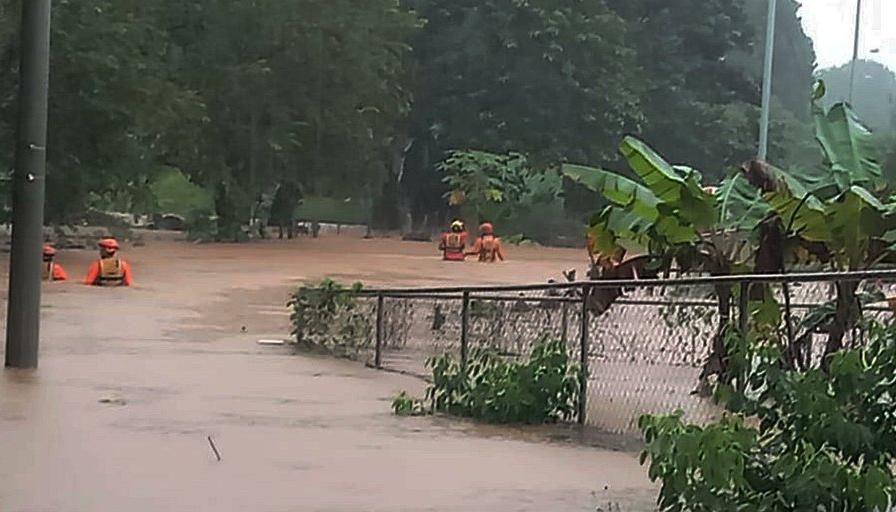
[85,238,133,286]
[467,222,505,262]
[439,219,469,261]
[42,244,68,281]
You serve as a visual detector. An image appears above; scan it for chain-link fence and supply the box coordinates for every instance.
[319,270,896,437]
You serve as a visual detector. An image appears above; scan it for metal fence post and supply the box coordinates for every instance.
[578,285,590,425]
[461,291,470,368]
[374,294,384,369]
[561,301,569,345]
[738,281,750,336]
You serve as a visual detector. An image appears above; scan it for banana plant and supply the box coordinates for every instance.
[566,87,894,376]
[763,118,893,364]
[563,135,747,274]
[564,135,773,383]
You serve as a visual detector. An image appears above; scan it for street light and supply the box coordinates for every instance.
[848,0,863,104]
[758,0,778,161]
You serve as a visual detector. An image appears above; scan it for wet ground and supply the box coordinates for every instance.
[0,235,657,511]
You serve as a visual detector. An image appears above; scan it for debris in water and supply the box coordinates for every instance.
[98,397,127,406]
[240,326,248,333]
[207,435,222,461]
[257,339,286,345]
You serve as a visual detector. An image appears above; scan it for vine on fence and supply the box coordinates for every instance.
[288,278,371,357]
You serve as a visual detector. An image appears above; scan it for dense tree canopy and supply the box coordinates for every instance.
[0,0,872,238]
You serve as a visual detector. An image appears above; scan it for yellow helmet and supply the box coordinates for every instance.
[450,220,464,231]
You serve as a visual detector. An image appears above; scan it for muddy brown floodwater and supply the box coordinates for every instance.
[0,235,657,511]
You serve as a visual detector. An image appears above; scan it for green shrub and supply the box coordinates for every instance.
[287,278,370,357]
[640,322,896,511]
[391,392,427,417]
[150,168,213,217]
[395,337,581,424]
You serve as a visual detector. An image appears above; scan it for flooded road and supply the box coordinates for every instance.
[0,236,656,511]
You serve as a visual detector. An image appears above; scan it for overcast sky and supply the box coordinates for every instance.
[800,0,895,72]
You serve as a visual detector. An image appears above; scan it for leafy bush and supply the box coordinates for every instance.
[288,279,370,357]
[395,337,581,424]
[150,168,213,218]
[391,392,427,417]
[639,322,896,511]
[439,150,563,240]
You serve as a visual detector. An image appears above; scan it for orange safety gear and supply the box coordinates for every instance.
[479,222,494,235]
[439,230,468,261]
[468,234,505,262]
[98,238,120,250]
[42,244,68,281]
[42,261,68,281]
[85,257,133,287]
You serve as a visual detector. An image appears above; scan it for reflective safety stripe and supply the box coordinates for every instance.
[445,233,464,251]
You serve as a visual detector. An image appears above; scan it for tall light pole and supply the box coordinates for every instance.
[848,0,863,104]
[758,0,778,161]
[5,0,52,369]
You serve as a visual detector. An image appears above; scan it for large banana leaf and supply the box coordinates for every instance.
[763,172,828,242]
[561,163,660,222]
[587,210,621,256]
[716,171,771,232]
[654,214,699,244]
[814,102,882,191]
[619,136,716,228]
[586,206,650,255]
[824,186,892,268]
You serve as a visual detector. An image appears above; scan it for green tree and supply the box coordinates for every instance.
[2,0,419,231]
[439,149,562,239]
[603,0,759,179]
[399,0,643,229]
[157,0,418,239]
[0,0,204,223]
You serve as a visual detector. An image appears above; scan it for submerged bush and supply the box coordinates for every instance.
[391,391,427,417]
[288,278,370,357]
[395,337,581,424]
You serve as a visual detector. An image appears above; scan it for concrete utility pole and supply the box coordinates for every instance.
[5,0,52,369]
[758,0,778,161]
[848,0,863,104]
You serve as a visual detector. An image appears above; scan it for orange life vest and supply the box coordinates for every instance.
[479,236,498,262]
[98,257,125,286]
[445,233,464,251]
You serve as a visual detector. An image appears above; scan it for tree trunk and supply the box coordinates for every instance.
[699,284,732,385]
[823,280,860,369]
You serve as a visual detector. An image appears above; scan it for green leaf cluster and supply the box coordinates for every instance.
[562,136,720,263]
[439,149,562,234]
[412,337,581,424]
[287,278,369,357]
[640,322,896,511]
